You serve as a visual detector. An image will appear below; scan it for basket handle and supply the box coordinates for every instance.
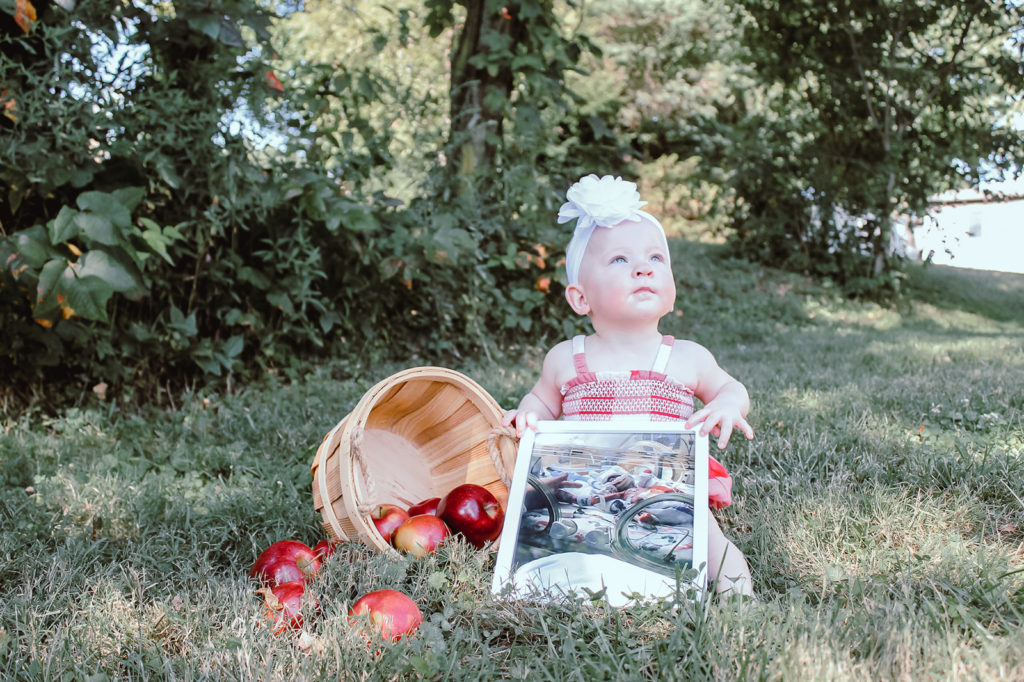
[487,425,517,487]
[350,426,379,516]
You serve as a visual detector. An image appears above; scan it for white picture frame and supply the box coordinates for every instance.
[491,421,709,607]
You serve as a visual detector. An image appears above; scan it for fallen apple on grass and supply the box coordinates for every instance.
[259,580,315,634]
[371,504,410,543]
[437,483,504,548]
[250,540,321,586]
[407,497,441,516]
[348,589,422,642]
[313,538,340,560]
[391,514,451,558]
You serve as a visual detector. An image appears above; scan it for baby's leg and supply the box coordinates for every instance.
[707,514,753,596]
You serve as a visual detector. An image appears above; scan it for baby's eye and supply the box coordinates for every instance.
[650,254,664,263]
[611,255,627,264]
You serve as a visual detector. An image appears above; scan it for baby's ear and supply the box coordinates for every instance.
[565,284,590,315]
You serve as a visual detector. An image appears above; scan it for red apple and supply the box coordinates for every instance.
[391,514,451,558]
[407,497,441,516]
[348,589,422,642]
[371,504,410,543]
[259,580,313,633]
[313,538,340,560]
[437,484,505,548]
[250,540,321,586]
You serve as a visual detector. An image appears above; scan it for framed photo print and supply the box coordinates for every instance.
[491,421,709,606]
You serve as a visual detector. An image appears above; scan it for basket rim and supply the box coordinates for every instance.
[350,365,504,426]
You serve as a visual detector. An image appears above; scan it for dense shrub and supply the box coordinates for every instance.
[0,1,595,408]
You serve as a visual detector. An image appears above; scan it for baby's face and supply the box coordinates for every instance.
[575,219,675,323]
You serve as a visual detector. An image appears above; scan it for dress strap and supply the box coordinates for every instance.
[571,335,589,375]
[651,335,675,373]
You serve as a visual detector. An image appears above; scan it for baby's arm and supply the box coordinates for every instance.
[680,343,754,450]
[501,341,569,437]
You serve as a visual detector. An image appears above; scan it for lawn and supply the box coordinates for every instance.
[1,242,1022,681]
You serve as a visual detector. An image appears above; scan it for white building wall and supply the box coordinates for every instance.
[912,198,1024,274]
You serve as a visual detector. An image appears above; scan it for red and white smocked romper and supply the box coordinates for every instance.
[560,334,734,509]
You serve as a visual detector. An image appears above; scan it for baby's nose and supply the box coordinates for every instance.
[633,261,653,276]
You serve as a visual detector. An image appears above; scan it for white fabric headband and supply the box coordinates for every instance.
[557,174,667,285]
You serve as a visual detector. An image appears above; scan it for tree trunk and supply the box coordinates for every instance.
[448,0,525,197]
[872,170,899,278]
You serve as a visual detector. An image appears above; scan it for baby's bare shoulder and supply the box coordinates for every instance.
[666,339,720,378]
[541,339,576,385]
[543,338,574,365]
[671,338,715,360]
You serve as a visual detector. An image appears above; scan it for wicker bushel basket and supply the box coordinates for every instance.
[311,366,518,553]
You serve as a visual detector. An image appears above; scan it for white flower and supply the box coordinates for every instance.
[557,174,647,230]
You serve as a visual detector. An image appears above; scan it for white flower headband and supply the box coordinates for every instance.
[558,174,667,285]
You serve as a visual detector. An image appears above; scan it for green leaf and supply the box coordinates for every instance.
[238,266,271,290]
[71,165,96,188]
[509,287,532,302]
[357,74,377,100]
[267,291,295,315]
[193,353,222,376]
[74,213,118,247]
[324,210,343,233]
[518,2,542,21]
[13,225,55,268]
[217,16,244,48]
[484,89,507,114]
[242,13,272,40]
[34,258,69,318]
[35,257,113,322]
[111,186,146,212]
[319,310,341,333]
[76,249,146,297]
[7,186,23,215]
[224,308,258,327]
[153,155,182,189]
[64,275,114,322]
[511,54,545,72]
[587,116,613,141]
[480,31,511,53]
[139,228,174,265]
[221,335,244,358]
[188,14,222,40]
[348,207,379,232]
[164,224,186,241]
[138,218,181,266]
[169,306,198,337]
[424,0,453,36]
[50,206,79,244]
[76,191,131,229]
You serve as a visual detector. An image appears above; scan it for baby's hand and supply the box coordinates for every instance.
[684,404,754,450]
[501,408,539,439]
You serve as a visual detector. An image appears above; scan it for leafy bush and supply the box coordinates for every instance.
[704,0,1024,297]
[0,1,329,404]
[0,1,591,408]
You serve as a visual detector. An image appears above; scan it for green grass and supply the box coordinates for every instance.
[2,243,1023,680]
